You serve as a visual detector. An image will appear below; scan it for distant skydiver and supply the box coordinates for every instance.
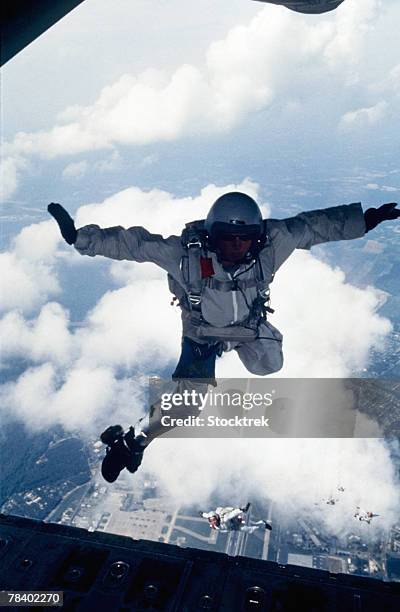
[314,495,338,506]
[199,503,272,532]
[354,507,379,524]
[47,196,399,482]
[253,1,346,15]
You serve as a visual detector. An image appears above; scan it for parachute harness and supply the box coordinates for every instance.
[168,220,275,340]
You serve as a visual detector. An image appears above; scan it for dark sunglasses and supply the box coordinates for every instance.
[219,234,255,243]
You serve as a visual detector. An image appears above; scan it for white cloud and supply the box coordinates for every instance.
[75,178,264,236]
[366,182,398,193]
[3,0,387,165]
[0,303,74,366]
[386,63,400,94]
[0,220,63,314]
[62,160,88,179]
[323,0,379,71]
[0,156,28,200]
[12,220,61,261]
[3,0,398,203]
[0,255,59,314]
[272,252,390,377]
[138,154,159,169]
[339,100,388,129]
[0,362,126,433]
[145,437,400,534]
[94,150,122,172]
[75,281,180,372]
[217,253,390,378]
[370,62,400,97]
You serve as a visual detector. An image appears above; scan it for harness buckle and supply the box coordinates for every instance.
[257,287,275,315]
[187,240,202,248]
[258,287,270,299]
[188,293,202,306]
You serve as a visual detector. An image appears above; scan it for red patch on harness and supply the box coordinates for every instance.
[200,257,215,278]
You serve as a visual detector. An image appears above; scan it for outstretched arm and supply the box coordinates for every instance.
[47,203,183,274]
[283,202,366,249]
[263,201,398,273]
[281,201,399,247]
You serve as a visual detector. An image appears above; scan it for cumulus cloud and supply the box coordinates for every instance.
[0,303,74,366]
[217,251,391,378]
[370,62,400,97]
[75,281,180,372]
[75,178,264,236]
[12,220,61,261]
[3,0,390,201]
[0,156,28,200]
[62,160,88,180]
[0,362,133,433]
[339,100,388,130]
[0,221,62,314]
[272,252,390,377]
[144,436,399,535]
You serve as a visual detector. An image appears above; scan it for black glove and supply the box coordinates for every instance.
[48,203,77,245]
[364,202,399,233]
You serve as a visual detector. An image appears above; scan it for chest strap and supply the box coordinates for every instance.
[183,242,272,313]
[204,277,265,292]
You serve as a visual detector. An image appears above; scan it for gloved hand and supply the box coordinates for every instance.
[364,202,399,233]
[47,203,77,245]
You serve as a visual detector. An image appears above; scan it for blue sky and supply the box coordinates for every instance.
[2,0,399,213]
[1,0,399,530]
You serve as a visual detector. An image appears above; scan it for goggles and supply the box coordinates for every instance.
[211,221,261,239]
